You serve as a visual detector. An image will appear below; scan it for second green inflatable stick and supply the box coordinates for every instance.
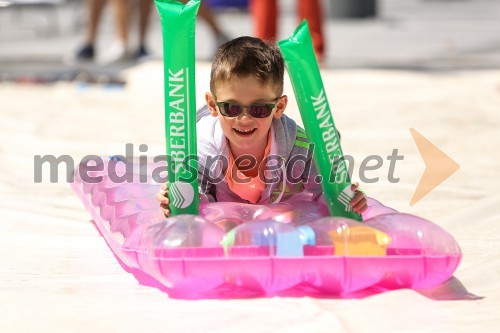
[278,20,362,221]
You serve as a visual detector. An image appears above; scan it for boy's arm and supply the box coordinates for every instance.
[157,183,171,218]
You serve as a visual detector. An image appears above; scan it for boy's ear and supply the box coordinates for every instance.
[205,92,218,117]
[273,95,288,119]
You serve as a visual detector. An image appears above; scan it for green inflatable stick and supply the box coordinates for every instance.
[278,20,362,221]
[155,0,200,215]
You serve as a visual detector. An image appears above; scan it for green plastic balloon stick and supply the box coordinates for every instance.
[278,20,362,221]
[155,0,200,215]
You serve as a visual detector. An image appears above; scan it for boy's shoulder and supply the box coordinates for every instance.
[275,114,309,141]
[196,105,228,158]
[272,114,313,160]
[196,105,211,122]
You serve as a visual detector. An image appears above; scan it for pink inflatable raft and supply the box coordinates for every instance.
[71,158,461,298]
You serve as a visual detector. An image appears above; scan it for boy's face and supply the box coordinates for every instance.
[206,76,287,156]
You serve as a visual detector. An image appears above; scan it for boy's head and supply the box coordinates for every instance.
[206,37,288,157]
[210,36,285,96]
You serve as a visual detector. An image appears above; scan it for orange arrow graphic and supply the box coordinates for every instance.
[410,128,460,206]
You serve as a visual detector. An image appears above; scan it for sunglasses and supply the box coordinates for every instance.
[214,96,283,118]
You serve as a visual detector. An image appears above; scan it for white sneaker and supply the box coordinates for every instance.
[98,41,130,65]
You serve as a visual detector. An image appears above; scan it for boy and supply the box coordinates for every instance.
[158,36,366,217]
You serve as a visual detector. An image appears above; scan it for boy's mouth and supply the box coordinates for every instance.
[233,128,256,136]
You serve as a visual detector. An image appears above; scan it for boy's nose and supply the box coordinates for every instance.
[237,114,253,124]
[237,107,253,119]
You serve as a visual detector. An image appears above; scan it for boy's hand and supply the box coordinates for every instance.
[156,183,170,218]
[350,182,367,214]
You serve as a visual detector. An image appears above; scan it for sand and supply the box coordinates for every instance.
[1,61,499,332]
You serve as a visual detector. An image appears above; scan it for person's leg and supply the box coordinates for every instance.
[197,1,222,36]
[76,0,107,60]
[297,0,324,59]
[85,0,107,44]
[138,0,152,47]
[250,0,278,42]
[201,2,231,46]
[100,0,129,63]
[184,1,229,47]
[110,0,129,45]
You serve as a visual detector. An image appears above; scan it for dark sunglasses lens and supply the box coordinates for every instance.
[249,105,272,118]
[221,103,241,117]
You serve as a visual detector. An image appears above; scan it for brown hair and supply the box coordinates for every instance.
[210,36,285,95]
